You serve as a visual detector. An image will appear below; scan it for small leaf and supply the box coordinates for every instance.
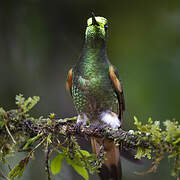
[135,147,151,160]
[72,163,89,180]
[8,156,29,179]
[173,137,180,145]
[23,133,43,150]
[47,134,52,144]
[65,157,72,165]
[135,147,143,159]
[0,119,5,128]
[79,150,90,157]
[0,107,5,114]
[15,94,25,106]
[65,157,89,180]
[51,154,64,175]
[134,116,142,130]
[49,113,55,119]
[26,96,40,110]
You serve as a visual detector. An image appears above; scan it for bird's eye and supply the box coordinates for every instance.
[104,24,108,31]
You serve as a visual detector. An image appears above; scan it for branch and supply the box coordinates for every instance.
[0,94,179,180]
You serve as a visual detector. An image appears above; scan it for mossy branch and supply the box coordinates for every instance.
[0,94,179,180]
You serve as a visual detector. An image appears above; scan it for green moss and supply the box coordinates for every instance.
[0,95,179,179]
[134,116,180,178]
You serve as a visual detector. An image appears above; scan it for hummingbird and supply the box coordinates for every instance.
[66,13,125,180]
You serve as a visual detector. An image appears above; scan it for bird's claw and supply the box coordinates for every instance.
[88,123,109,132]
[75,122,83,133]
[97,124,109,132]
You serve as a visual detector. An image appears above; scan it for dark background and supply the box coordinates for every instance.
[0,0,179,179]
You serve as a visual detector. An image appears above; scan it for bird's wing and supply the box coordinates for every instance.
[66,68,73,95]
[109,65,125,121]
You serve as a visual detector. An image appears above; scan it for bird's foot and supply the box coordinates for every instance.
[75,114,89,133]
[88,123,109,133]
[97,124,109,132]
[75,122,83,133]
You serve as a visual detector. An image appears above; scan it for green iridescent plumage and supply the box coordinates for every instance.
[70,15,123,123]
[67,14,125,180]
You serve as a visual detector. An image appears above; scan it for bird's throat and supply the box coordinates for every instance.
[85,35,106,49]
[81,44,107,65]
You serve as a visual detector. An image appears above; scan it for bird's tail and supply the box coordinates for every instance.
[91,137,122,180]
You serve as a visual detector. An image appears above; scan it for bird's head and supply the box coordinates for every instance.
[85,13,108,47]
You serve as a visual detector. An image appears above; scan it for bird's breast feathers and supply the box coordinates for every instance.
[77,75,105,89]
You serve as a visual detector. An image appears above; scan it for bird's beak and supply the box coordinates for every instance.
[91,12,99,26]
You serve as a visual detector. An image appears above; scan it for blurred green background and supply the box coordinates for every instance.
[0,0,179,180]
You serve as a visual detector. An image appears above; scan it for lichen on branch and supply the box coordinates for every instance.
[0,94,179,180]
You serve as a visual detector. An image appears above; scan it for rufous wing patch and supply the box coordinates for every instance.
[109,66,122,93]
[109,65,125,121]
[66,68,72,92]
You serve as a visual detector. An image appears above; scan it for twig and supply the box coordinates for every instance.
[5,124,16,144]
[44,143,52,180]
